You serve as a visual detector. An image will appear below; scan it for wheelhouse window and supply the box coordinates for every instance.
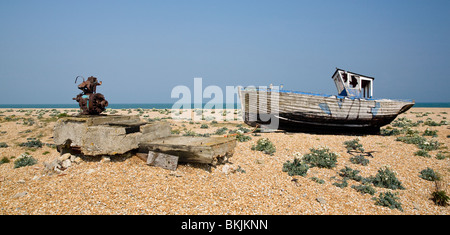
[332,68,374,99]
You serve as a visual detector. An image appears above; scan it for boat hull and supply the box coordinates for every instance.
[238,88,414,134]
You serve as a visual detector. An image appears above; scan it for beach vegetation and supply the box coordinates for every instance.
[252,138,276,155]
[373,191,403,211]
[344,139,364,153]
[57,113,68,118]
[422,128,438,137]
[423,118,441,126]
[417,139,441,151]
[431,182,449,207]
[19,138,43,148]
[380,128,402,136]
[414,149,431,158]
[0,156,10,164]
[182,130,198,137]
[395,134,426,145]
[200,124,209,129]
[171,129,181,135]
[339,166,363,182]
[3,115,19,122]
[236,165,246,173]
[419,168,441,181]
[0,142,8,148]
[436,152,449,160]
[332,177,348,188]
[310,177,325,184]
[14,153,37,168]
[369,167,405,190]
[352,184,376,195]
[22,117,35,126]
[350,154,370,166]
[282,157,309,176]
[391,117,419,128]
[214,127,228,135]
[302,146,338,169]
[235,133,251,142]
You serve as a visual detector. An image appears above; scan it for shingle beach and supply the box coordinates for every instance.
[0,107,448,214]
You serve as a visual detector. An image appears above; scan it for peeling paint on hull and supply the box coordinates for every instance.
[238,89,414,134]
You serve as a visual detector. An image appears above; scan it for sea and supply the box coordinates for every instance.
[0,103,241,109]
[0,102,449,109]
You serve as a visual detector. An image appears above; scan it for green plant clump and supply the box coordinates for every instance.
[339,166,363,182]
[432,190,450,207]
[380,128,402,136]
[414,149,431,158]
[0,142,8,148]
[417,139,440,151]
[251,138,276,155]
[0,156,10,164]
[344,139,365,153]
[370,167,405,190]
[352,184,376,195]
[14,153,38,168]
[419,168,441,181]
[436,152,449,160]
[282,157,309,176]
[332,178,348,188]
[214,127,228,135]
[391,117,419,128]
[423,119,441,126]
[395,134,426,145]
[182,130,198,137]
[350,155,370,166]
[373,191,403,211]
[236,133,252,142]
[310,177,325,184]
[19,138,43,148]
[302,147,338,169]
[422,128,438,137]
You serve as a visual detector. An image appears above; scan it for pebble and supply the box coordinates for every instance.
[12,192,27,199]
[59,153,71,161]
[61,159,72,168]
[316,197,327,205]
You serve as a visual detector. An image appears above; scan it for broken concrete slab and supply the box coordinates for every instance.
[53,115,171,156]
[54,115,237,166]
[147,151,179,171]
[139,136,236,165]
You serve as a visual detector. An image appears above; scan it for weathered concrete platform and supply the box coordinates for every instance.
[53,115,237,166]
[139,136,236,165]
[53,115,171,156]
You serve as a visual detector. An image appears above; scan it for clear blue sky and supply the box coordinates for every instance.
[0,0,449,104]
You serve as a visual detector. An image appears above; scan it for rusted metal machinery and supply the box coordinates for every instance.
[73,76,108,115]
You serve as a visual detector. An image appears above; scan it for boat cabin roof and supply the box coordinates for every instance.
[332,68,375,99]
[332,68,375,80]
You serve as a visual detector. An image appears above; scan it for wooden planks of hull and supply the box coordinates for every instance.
[238,89,414,134]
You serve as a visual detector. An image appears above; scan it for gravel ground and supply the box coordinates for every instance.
[0,107,449,215]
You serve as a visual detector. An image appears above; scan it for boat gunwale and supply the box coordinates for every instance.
[239,87,414,104]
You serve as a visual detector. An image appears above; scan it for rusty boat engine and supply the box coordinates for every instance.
[73,76,108,115]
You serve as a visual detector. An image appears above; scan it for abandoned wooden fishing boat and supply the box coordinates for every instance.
[238,68,415,134]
